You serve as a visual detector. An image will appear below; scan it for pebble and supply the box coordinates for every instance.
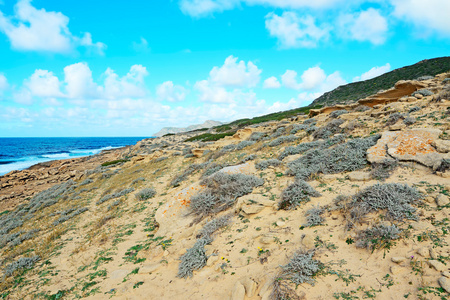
[436,194,449,207]
[391,257,406,264]
[302,235,315,249]
[438,276,450,294]
[231,281,246,300]
[417,247,430,257]
[428,260,446,272]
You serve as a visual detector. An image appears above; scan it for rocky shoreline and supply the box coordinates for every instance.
[0,147,128,212]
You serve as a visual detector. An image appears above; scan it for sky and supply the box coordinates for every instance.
[0,0,449,137]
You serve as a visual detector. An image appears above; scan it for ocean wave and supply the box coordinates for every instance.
[0,145,125,176]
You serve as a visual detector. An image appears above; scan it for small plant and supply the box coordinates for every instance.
[101,159,128,167]
[255,159,282,170]
[304,205,325,226]
[415,75,433,81]
[135,188,156,201]
[329,109,348,118]
[355,224,401,255]
[370,159,398,181]
[268,135,299,147]
[177,237,211,278]
[4,256,40,277]
[279,180,321,210]
[96,188,134,205]
[412,89,433,96]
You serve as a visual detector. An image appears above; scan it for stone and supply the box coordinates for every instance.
[442,271,450,278]
[438,276,450,294]
[391,257,406,264]
[320,174,335,183]
[260,235,275,245]
[417,247,430,257]
[368,129,443,169]
[436,194,449,207]
[389,123,407,131]
[432,140,450,153]
[424,196,435,203]
[110,269,129,280]
[348,171,371,181]
[411,221,430,231]
[231,281,246,300]
[240,277,257,297]
[407,96,417,102]
[139,263,162,274]
[302,235,315,249]
[242,204,265,215]
[430,248,439,260]
[276,220,286,227]
[390,266,405,275]
[428,260,446,272]
[207,255,219,267]
[415,93,423,99]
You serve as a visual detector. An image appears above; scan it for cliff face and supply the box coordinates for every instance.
[0,73,450,299]
[152,120,223,137]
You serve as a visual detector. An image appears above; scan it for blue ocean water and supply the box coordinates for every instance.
[0,137,148,176]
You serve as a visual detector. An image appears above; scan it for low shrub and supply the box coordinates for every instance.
[280,250,320,286]
[370,159,398,181]
[240,154,257,163]
[354,105,371,112]
[189,173,264,219]
[403,116,416,125]
[356,224,401,253]
[278,135,344,160]
[268,135,299,147]
[247,132,265,142]
[255,159,282,170]
[198,215,231,239]
[135,188,156,201]
[236,140,255,150]
[185,132,236,142]
[304,205,325,227]
[53,207,88,226]
[79,178,93,186]
[415,75,433,81]
[279,180,321,210]
[5,256,40,277]
[408,106,421,113]
[101,159,128,167]
[287,135,380,180]
[312,119,344,140]
[329,109,348,118]
[96,188,134,205]
[272,127,286,138]
[177,237,212,278]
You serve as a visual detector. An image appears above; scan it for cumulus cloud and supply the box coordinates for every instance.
[103,65,148,99]
[281,70,301,89]
[194,80,235,103]
[263,76,281,88]
[391,0,450,36]
[156,81,187,102]
[353,63,391,82]
[338,8,388,45]
[25,69,63,98]
[209,55,261,88]
[0,0,105,53]
[299,66,327,90]
[265,12,330,48]
[179,0,346,17]
[64,63,100,99]
[0,73,8,93]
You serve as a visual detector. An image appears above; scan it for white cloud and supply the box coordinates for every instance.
[0,73,8,93]
[263,76,281,88]
[103,65,148,99]
[156,81,187,102]
[353,63,391,82]
[179,0,346,17]
[13,89,33,105]
[209,55,261,88]
[64,62,100,99]
[338,8,388,45]
[0,0,105,53]
[265,12,330,48]
[25,69,63,98]
[194,80,234,103]
[179,0,240,17]
[281,70,301,89]
[299,66,327,90]
[132,37,150,53]
[391,0,450,36]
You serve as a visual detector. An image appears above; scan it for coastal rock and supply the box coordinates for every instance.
[433,140,450,153]
[241,204,264,215]
[347,171,371,181]
[367,129,443,169]
[436,194,449,207]
[428,260,446,272]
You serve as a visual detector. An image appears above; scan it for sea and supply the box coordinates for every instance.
[0,137,149,176]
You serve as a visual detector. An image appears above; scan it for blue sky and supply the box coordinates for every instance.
[0,0,449,137]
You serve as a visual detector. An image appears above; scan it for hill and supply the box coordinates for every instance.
[153,120,223,137]
[0,71,449,299]
[312,56,450,106]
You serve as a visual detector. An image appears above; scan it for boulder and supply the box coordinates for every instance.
[432,140,450,153]
[231,282,246,300]
[367,129,443,169]
[438,276,450,294]
[348,171,371,181]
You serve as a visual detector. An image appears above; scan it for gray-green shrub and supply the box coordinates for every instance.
[135,188,156,201]
[279,180,321,210]
[255,159,282,170]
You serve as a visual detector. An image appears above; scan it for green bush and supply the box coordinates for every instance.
[101,159,128,167]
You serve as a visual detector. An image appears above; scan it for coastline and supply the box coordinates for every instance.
[0,145,131,212]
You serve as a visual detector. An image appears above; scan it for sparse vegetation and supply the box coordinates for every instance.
[135,188,156,201]
[279,180,321,210]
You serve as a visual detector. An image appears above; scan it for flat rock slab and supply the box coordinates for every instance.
[155,162,255,236]
[367,129,442,168]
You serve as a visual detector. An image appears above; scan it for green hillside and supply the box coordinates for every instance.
[311,56,450,106]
